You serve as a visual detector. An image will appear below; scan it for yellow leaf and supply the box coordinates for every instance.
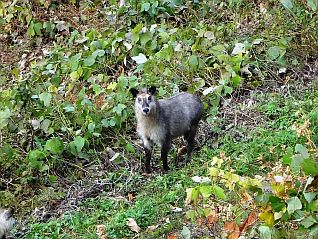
[209,167,219,178]
[185,188,194,205]
[211,156,223,168]
[259,212,275,226]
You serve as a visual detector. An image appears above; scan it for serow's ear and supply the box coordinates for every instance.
[148,86,156,95]
[130,88,139,98]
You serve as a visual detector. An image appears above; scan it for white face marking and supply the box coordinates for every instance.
[136,94,156,116]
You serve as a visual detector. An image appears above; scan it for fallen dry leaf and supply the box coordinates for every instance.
[167,234,177,239]
[127,218,140,233]
[239,211,258,232]
[96,224,106,236]
[127,192,134,201]
[177,145,187,157]
[206,210,218,225]
[148,225,159,231]
[224,221,240,239]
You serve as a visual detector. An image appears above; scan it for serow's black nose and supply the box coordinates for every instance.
[143,108,149,113]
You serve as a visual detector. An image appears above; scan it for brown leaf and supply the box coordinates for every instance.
[239,211,258,232]
[177,145,187,157]
[127,193,134,202]
[167,234,177,239]
[206,210,218,225]
[127,218,140,233]
[197,217,203,226]
[224,221,240,239]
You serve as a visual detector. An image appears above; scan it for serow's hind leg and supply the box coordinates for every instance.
[184,125,198,163]
[161,140,171,171]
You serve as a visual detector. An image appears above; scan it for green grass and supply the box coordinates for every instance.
[24,86,318,238]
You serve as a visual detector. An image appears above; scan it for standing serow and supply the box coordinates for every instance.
[130,86,203,173]
[0,208,15,239]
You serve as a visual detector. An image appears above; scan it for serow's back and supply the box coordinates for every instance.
[159,92,203,138]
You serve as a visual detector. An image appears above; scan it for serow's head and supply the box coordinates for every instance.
[130,86,157,116]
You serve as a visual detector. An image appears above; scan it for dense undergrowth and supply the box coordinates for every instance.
[0,0,318,238]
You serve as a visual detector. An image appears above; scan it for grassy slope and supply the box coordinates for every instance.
[25,86,318,238]
[0,0,317,238]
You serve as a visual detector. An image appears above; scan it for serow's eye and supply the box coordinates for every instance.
[137,97,142,102]
[148,96,152,101]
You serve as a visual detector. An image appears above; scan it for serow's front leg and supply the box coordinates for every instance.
[161,140,171,171]
[143,139,152,173]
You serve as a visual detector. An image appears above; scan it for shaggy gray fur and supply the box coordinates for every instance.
[131,87,203,172]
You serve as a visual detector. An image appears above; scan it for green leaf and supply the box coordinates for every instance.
[92,49,105,58]
[267,46,280,61]
[132,53,148,64]
[34,22,42,36]
[70,71,80,81]
[125,143,136,153]
[269,196,286,212]
[0,108,12,130]
[287,196,302,214]
[188,55,199,69]
[131,23,143,43]
[304,192,318,203]
[302,158,318,176]
[83,55,96,66]
[259,225,272,239]
[290,154,304,172]
[39,92,52,107]
[28,149,46,161]
[74,136,85,152]
[155,44,173,61]
[281,0,293,9]
[212,185,227,200]
[301,215,317,228]
[199,185,213,198]
[45,138,64,154]
[307,0,317,11]
[141,2,151,11]
[295,144,309,159]
[140,32,152,45]
[181,226,191,239]
[27,24,35,37]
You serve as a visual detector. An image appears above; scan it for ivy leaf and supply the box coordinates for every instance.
[132,53,148,64]
[70,71,80,81]
[307,0,317,11]
[267,46,280,61]
[281,0,293,9]
[45,138,64,154]
[212,185,227,200]
[141,2,151,11]
[34,22,42,36]
[155,44,173,61]
[74,136,85,152]
[269,196,286,212]
[0,108,12,129]
[258,225,272,239]
[304,192,318,203]
[39,92,52,107]
[83,55,96,66]
[140,32,153,45]
[295,144,309,159]
[301,215,317,228]
[188,55,199,69]
[259,212,275,226]
[27,24,35,37]
[302,158,318,176]
[199,185,213,198]
[181,226,191,239]
[287,196,302,214]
